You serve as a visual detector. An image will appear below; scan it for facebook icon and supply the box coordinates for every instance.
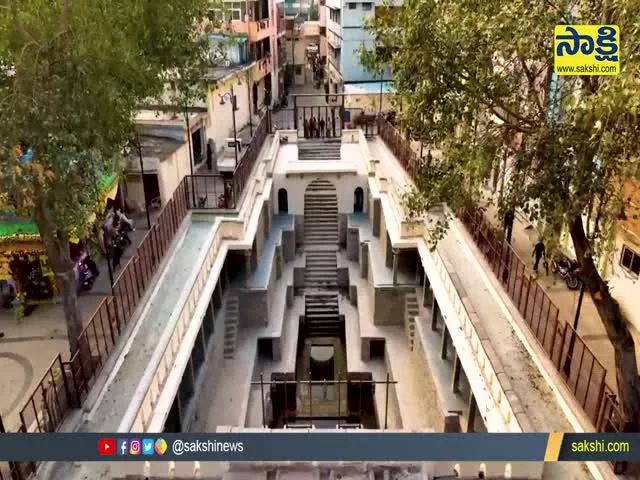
[117,439,128,456]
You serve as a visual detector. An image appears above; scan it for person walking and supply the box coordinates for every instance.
[503,210,515,244]
[303,118,310,139]
[319,117,326,137]
[532,239,546,273]
[309,115,317,138]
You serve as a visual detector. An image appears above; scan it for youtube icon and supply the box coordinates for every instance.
[98,438,116,456]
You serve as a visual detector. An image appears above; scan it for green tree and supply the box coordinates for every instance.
[360,0,640,428]
[0,0,218,355]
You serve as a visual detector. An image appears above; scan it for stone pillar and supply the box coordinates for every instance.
[245,250,252,288]
[440,324,448,360]
[467,392,477,433]
[430,295,440,331]
[422,271,432,307]
[392,248,400,285]
[223,263,230,292]
[216,280,223,308]
[452,351,462,394]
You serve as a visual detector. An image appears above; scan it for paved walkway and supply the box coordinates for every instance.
[0,217,153,432]
[481,200,640,393]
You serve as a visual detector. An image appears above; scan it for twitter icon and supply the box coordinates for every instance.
[142,439,154,456]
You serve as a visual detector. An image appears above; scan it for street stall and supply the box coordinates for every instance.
[0,174,122,318]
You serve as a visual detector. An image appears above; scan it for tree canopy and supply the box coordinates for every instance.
[0,0,217,354]
[360,0,640,428]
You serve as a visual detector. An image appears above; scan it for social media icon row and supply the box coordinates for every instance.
[98,438,167,456]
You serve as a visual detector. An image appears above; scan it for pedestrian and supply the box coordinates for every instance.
[503,210,515,244]
[319,118,326,137]
[532,239,546,273]
[309,115,317,138]
[303,118,309,139]
[206,142,213,171]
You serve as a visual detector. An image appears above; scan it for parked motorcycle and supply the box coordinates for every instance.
[551,252,581,290]
[75,253,100,292]
[272,94,288,111]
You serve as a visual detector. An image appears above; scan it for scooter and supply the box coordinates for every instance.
[551,252,581,290]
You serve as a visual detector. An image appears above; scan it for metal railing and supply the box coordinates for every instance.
[252,374,397,429]
[375,114,630,464]
[0,110,273,480]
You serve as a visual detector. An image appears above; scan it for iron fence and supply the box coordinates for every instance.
[375,114,629,442]
[252,373,397,430]
[270,107,376,137]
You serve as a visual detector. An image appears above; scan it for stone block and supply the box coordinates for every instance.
[294,215,304,245]
[338,213,348,246]
[443,413,462,432]
[282,230,295,261]
[496,372,513,394]
[275,245,283,279]
[346,227,360,261]
[349,285,358,306]
[239,290,268,327]
[481,343,504,374]
[372,198,381,237]
[293,267,305,289]
[361,338,371,361]
[286,285,294,308]
[373,287,406,326]
[359,242,369,278]
[337,267,350,288]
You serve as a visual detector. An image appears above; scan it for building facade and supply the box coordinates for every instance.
[322,0,399,87]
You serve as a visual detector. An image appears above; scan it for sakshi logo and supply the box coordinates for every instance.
[554,25,620,76]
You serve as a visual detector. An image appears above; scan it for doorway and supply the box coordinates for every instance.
[278,188,289,213]
[353,187,364,213]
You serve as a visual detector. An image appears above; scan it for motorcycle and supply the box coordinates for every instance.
[75,254,100,292]
[551,252,581,290]
[272,94,288,111]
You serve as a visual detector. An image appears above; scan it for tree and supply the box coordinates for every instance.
[360,0,640,429]
[0,0,217,355]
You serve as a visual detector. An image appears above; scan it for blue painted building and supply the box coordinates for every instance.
[325,0,397,85]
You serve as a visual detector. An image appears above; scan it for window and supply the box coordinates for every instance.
[620,245,640,276]
[295,66,302,75]
[348,3,356,9]
[362,2,372,10]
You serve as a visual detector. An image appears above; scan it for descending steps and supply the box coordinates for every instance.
[304,180,338,246]
[223,295,239,359]
[304,293,341,337]
[305,250,338,288]
[405,292,418,351]
[298,138,342,161]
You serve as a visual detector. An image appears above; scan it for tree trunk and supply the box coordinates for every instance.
[569,215,640,430]
[33,204,83,356]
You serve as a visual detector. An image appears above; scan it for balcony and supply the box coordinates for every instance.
[229,18,271,43]
[251,54,272,81]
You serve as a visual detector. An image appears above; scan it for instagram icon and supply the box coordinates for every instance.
[129,439,141,455]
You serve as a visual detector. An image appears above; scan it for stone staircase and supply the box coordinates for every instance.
[404,292,418,351]
[304,293,341,337]
[223,295,239,359]
[304,249,338,288]
[304,180,338,246]
[298,138,342,161]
